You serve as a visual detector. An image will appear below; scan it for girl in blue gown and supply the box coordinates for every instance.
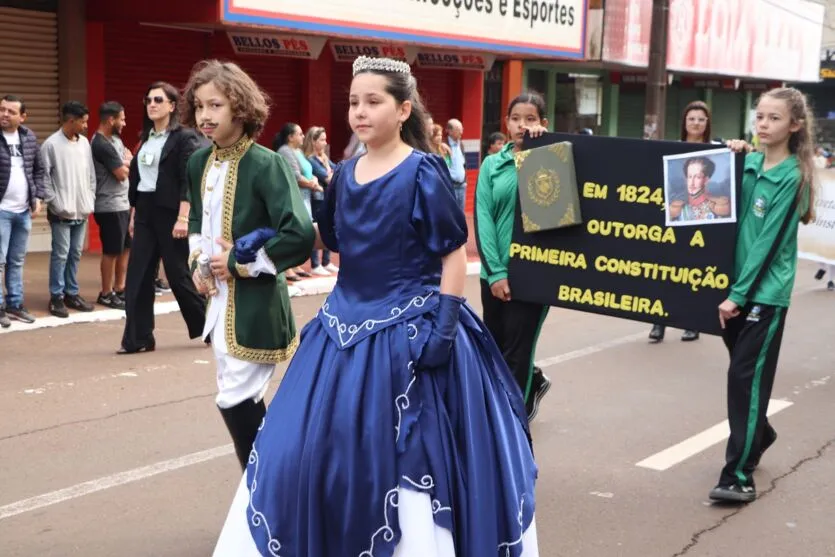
[213,56,539,557]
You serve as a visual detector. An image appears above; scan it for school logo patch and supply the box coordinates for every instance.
[753,197,767,218]
[747,305,762,322]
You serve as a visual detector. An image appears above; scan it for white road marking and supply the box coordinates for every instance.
[0,445,234,521]
[635,398,794,471]
[0,272,821,520]
[535,332,647,369]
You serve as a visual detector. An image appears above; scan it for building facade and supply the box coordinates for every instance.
[0,0,826,253]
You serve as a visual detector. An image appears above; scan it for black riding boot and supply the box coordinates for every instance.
[218,398,267,470]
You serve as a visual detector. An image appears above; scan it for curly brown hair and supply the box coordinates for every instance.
[180,59,270,139]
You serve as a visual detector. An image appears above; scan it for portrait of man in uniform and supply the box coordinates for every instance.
[664,149,736,227]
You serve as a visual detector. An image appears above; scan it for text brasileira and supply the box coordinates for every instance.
[509,182,728,319]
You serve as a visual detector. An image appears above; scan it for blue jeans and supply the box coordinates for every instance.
[49,220,87,297]
[453,186,466,213]
[309,197,330,268]
[0,209,32,308]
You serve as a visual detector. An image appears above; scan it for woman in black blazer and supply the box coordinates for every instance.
[119,81,206,354]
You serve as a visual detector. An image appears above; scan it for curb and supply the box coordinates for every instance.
[0,262,483,334]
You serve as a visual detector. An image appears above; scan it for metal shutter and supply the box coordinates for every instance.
[617,90,645,139]
[0,6,59,252]
[413,68,456,130]
[711,90,744,142]
[103,23,212,148]
[210,32,303,151]
[329,58,353,162]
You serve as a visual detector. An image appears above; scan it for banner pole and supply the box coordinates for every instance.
[643,0,670,140]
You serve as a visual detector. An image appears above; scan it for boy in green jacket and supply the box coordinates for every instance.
[182,60,314,470]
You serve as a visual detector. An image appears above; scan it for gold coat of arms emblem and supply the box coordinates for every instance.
[528,167,560,207]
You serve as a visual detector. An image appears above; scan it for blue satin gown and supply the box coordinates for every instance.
[243,150,538,556]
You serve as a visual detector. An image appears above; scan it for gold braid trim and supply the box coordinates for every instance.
[235,262,251,278]
[218,138,291,363]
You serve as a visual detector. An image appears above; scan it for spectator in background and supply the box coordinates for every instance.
[274,122,318,282]
[41,101,96,318]
[446,118,467,212]
[430,124,451,166]
[486,131,506,155]
[119,81,205,354]
[304,126,339,276]
[425,113,451,159]
[0,94,44,327]
[91,101,131,310]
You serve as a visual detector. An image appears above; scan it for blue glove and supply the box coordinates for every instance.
[417,294,465,369]
[233,227,277,264]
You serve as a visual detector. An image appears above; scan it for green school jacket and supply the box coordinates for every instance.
[475,142,518,285]
[729,152,808,308]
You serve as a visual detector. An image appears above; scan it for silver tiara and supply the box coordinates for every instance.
[352,56,411,77]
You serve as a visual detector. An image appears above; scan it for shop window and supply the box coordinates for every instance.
[527,69,548,97]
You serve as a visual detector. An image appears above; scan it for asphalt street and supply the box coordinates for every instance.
[1,261,833,557]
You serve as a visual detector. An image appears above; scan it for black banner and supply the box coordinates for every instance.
[507,133,743,336]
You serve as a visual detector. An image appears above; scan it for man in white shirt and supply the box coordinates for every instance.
[0,94,44,327]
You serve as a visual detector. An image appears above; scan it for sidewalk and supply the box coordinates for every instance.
[8,216,482,323]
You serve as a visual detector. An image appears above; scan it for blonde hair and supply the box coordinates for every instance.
[181,60,270,139]
[758,87,816,224]
[303,126,326,157]
[429,124,444,154]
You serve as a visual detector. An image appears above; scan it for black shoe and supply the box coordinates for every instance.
[681,329,700,342]
[114,290,126,302]
[709,483,756,503]
[649,324,665,342]
[815,268,826,280]
[828,281,835,292]
[97,291,126,310]
[526,369,551,422]
[64,293,94,312]
[219,399,267,470]
[7,305,35,324]
[116,338,156,355]
[49,295,69,318]
[154,278,171,296]
[0,307,10,328]
[751,427,777,469]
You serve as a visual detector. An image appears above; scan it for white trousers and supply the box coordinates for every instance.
[212,307,274,409]
[213,475,540,556]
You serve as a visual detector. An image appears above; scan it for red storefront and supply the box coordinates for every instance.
[81,0,587,251]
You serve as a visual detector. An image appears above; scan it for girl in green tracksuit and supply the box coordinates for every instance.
[710,87,817,504]
[475,91,551,423]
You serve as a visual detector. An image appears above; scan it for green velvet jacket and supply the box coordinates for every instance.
[187,137,315,364]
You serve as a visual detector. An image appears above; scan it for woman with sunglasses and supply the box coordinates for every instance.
[648,100,718,344]
[118,82,206,354]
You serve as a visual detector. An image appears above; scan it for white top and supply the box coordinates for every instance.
[136,130,168,193]
[1,130,29,213]
[191,159,276,340]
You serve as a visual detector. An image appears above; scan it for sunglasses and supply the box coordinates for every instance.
[144,95,167,106]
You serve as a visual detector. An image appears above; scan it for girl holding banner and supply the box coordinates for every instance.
[475,92,552,422]
[711,87,817,504]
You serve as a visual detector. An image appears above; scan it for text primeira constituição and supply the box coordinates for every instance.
[413,0,577,28]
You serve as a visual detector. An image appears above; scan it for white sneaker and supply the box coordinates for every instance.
[287,285,302,298]
[311,266,331,277]
[324,263,340,273]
